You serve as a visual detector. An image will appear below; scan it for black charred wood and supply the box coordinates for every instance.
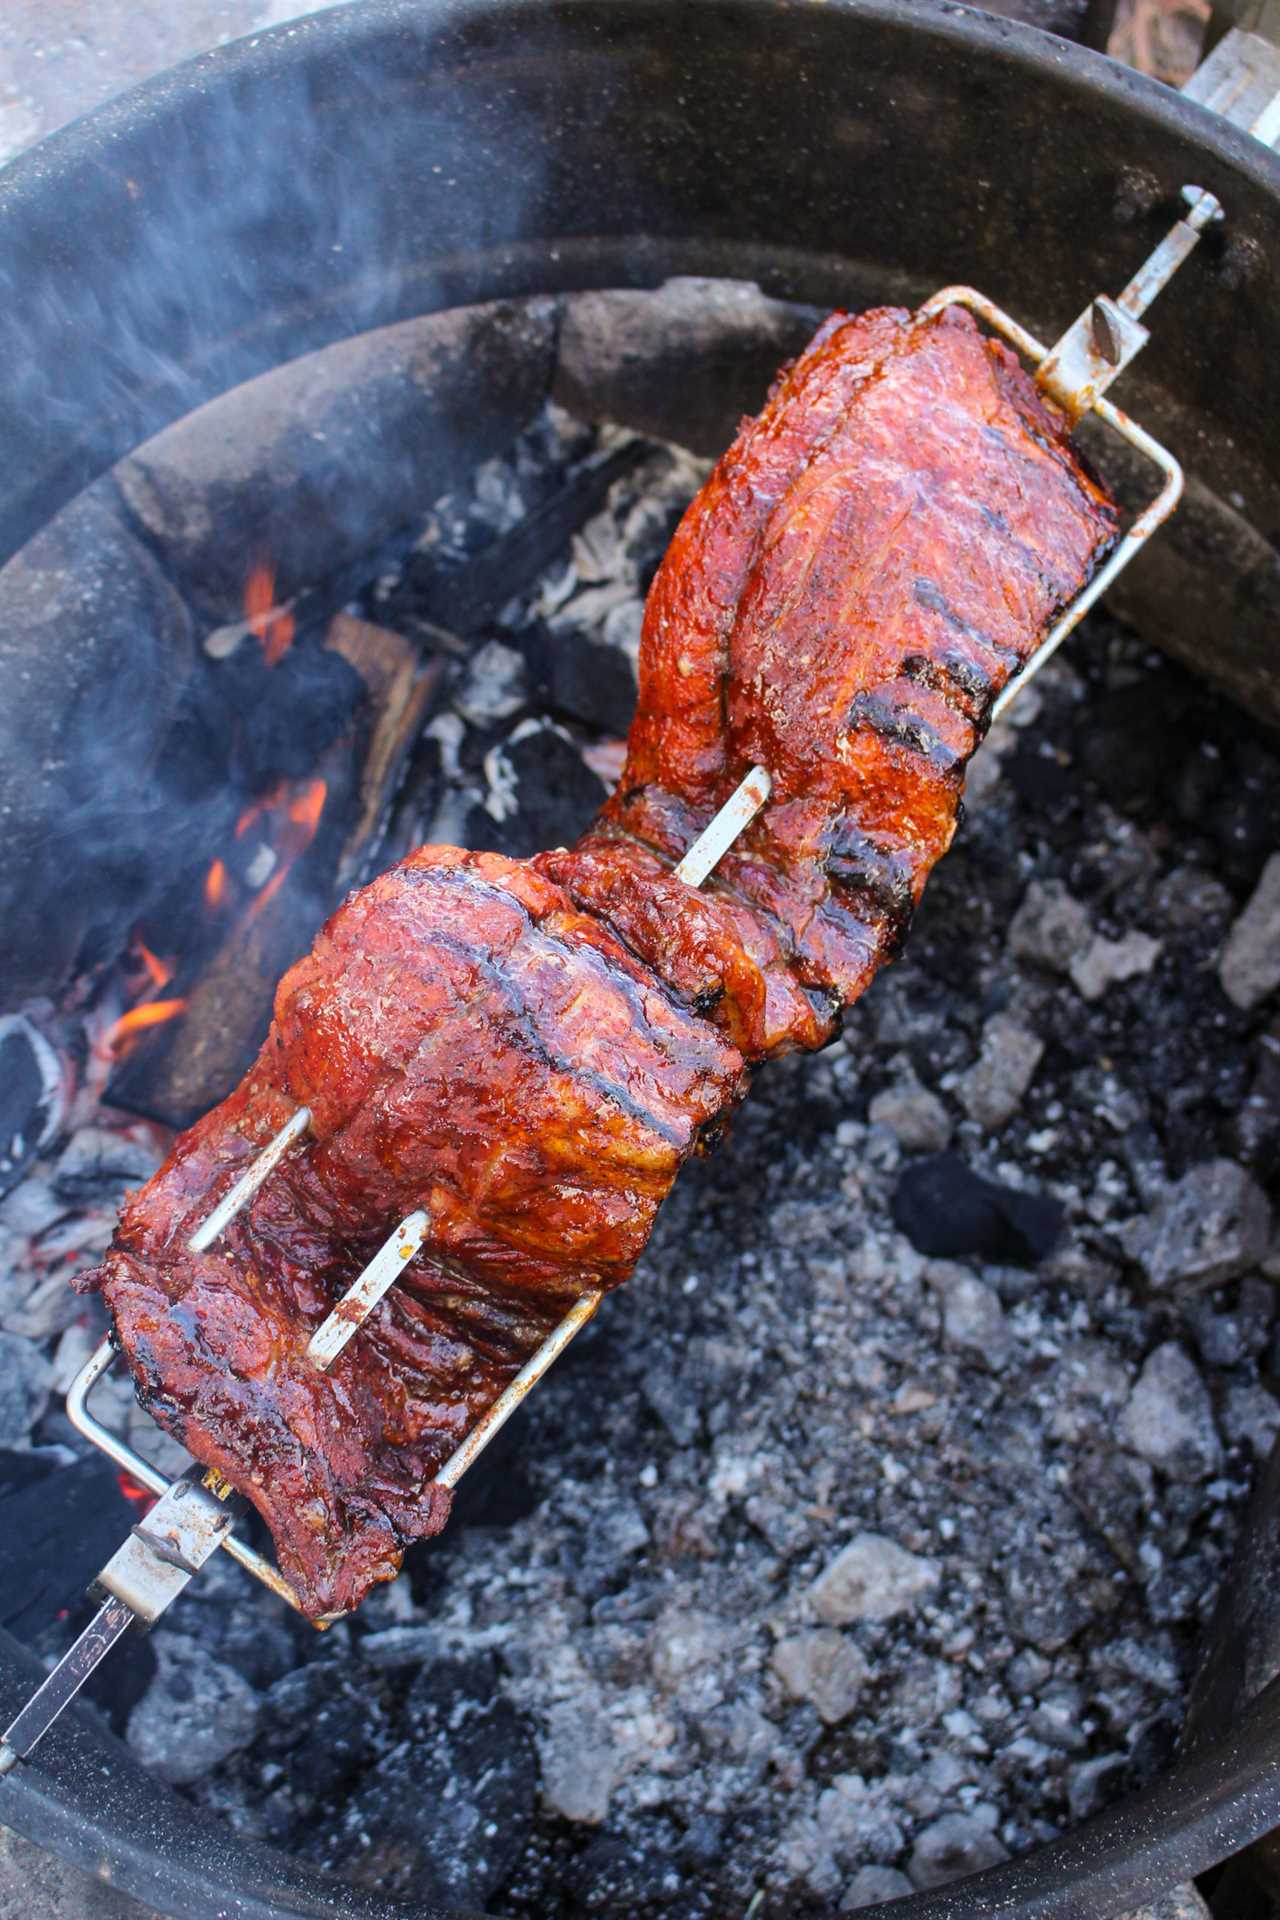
[893,1151,1064,1266]
[0,1452,135,1641]
[405,442,647,637]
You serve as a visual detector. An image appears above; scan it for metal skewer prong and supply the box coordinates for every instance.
[307,1211,429,1369]
[673,764,773,887]
[0,1461,247,1776]
[303,766,774,1365]
[434,1288,604,1489]
[188,1105,312,1252]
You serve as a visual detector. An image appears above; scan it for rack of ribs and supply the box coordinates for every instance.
[79,304,1117,1621]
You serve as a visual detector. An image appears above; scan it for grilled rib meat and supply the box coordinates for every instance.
[545,305,1117,1056]
[82,303,1116,1620]
[86,850,745,1617]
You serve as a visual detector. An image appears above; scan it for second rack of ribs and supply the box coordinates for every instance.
[81,303,1117,1621]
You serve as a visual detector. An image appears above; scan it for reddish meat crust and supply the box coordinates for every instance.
[87,852,745,1616]
[556,305,1115,1044]
[83,304,1116,1619]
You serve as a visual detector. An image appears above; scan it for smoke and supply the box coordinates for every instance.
[0,0,562,564]
[0,0,562,1010]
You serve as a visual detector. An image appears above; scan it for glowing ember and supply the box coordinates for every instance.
[235,783,284,840]
[244,556,295,669]
[115,1471,156,1513]
[245,778,328,923]
[204,857,229,911]
[136,942,174,992]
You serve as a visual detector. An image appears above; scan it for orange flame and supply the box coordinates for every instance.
[105,997,188,1056]
[98,935,186,1063]
[244,778,327,925]
[244,557,295,669]
[204,857,228,910]
[235,782,286,840]
[136,941,174,991]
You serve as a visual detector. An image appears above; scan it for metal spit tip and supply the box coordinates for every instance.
[0,1742,19,1778]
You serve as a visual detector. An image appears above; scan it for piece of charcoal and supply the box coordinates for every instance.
[341,1656,536,1906]
[237,641,366,786]
[0,1017,66,1201]
[892,1152,1063,1266]
[408,442,647,636]
[0,1452,137,1639]
[476,718,608,859]
[518,617,639,735]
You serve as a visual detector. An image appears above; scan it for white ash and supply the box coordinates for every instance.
[1118,1345,1224,1483]
[868,1060,953,1153]
[1218,852,1280,1011]
[771,1629,869,1726]
[810,1534,942,1627]
[1007,879,1093,975]
[1069,929,1163,1003]
[959,1013,1044,1132]
[926,1263,1013,1372]
[126,1631,260,1786]
[1119,1160,1272,1292]
[453,637,528,726]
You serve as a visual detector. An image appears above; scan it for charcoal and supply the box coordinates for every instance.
[518,617,638,735]
[258,1663,374,1805]
[926,1262,1013,1370]
[811,1534,940,1627]
[0,1017,64,1200]
[453,638,528,727]
[1065,1751,1128,1823]
[343,1657,536,1907]
[126,1631,260,1786]
[563,1813,687,1915]
[407,441,646,637]
[1221,1381,1280,1456]
[1234,1022,1280,1174]
[0,1331,52,1447]
[537,1696,618,1824]
[477,718,608,859]
[236,642,365,786]
[1070,928,1162,1002]
[1003,1546,1099,1653]
[907,1811,1009,1889]
[113,300,559,623]
[1007,878,1092,974]
[868,1067,953,1151]
[1118,1344,1223,1483]
[1219,852,1280,1011]
[1186,1277,1274,1369]
[958,1013,1044,1131]
[1119,1158,1272,1291]
[892,1153,1063,1265]
[0,1452,133,1638]
[844,1866,915,1909]
[771,1629,868,1726]
[53,1128,161,1204]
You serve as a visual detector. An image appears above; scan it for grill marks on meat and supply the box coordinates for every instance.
[83,303,1116,1619]
[552,306,1116,1048]
[86,852,745,1616]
